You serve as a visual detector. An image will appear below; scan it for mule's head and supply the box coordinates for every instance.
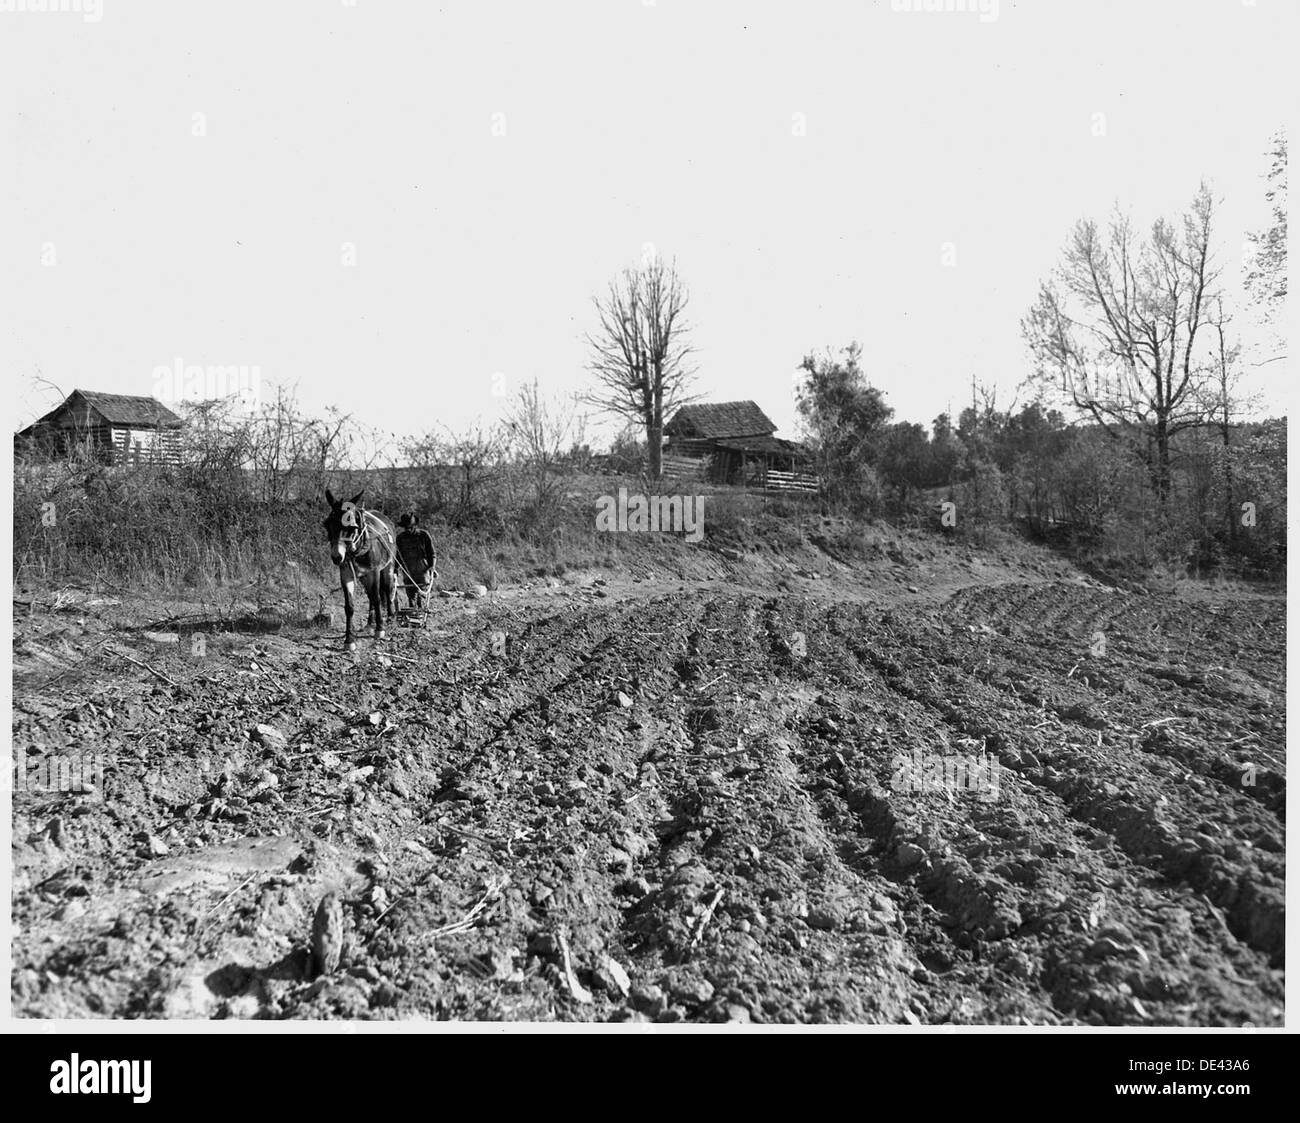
[323,488,366,566]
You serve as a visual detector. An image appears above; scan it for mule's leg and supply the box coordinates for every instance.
[368,574,386,640]
[342,572,357,651]
[379,567,390,619]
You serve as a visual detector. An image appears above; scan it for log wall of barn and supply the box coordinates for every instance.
[109,426,184,466]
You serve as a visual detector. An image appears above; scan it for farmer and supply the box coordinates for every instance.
[395,513,437,608]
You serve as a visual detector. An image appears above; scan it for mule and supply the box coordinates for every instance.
[322,488,397,651]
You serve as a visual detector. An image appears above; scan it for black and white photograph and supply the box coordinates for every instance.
[3,0,1292,1068]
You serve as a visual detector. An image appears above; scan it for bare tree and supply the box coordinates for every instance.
[176,387,353,504]
[1199,297,1265,542]
[240,387,359,503]
[1023,184,1221,502]
[506,378,586,509]
[585,255,696,479]
[178,397,253,471]
[444,424,507,521]
[400,422,508,523]
[1203,298,1246,443]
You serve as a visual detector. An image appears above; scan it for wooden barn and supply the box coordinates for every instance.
[663,400,818,492]
[16,390,185,466]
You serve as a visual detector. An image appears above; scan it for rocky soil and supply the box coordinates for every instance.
[11,534,1285,1024]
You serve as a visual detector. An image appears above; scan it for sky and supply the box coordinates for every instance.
[3,0,1294,455]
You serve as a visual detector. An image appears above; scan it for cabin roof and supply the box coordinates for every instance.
[20,390,185,433]
[664,400,777,440]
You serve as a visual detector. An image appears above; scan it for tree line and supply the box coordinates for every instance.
[15,136,1285,584]
[590,139,1285,576]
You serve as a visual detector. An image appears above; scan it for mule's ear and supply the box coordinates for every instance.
[349,489,365,506]
[325,488,337,507]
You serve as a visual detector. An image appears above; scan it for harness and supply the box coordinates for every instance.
[338,510,435,620]
[343,510,396,584]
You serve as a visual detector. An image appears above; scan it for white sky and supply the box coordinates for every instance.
[3,0,1294,451]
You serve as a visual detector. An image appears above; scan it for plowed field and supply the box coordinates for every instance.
[11,546,1285,1024]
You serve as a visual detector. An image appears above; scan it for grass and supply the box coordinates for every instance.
[13,464,813,596]
[14,459,1279,607]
